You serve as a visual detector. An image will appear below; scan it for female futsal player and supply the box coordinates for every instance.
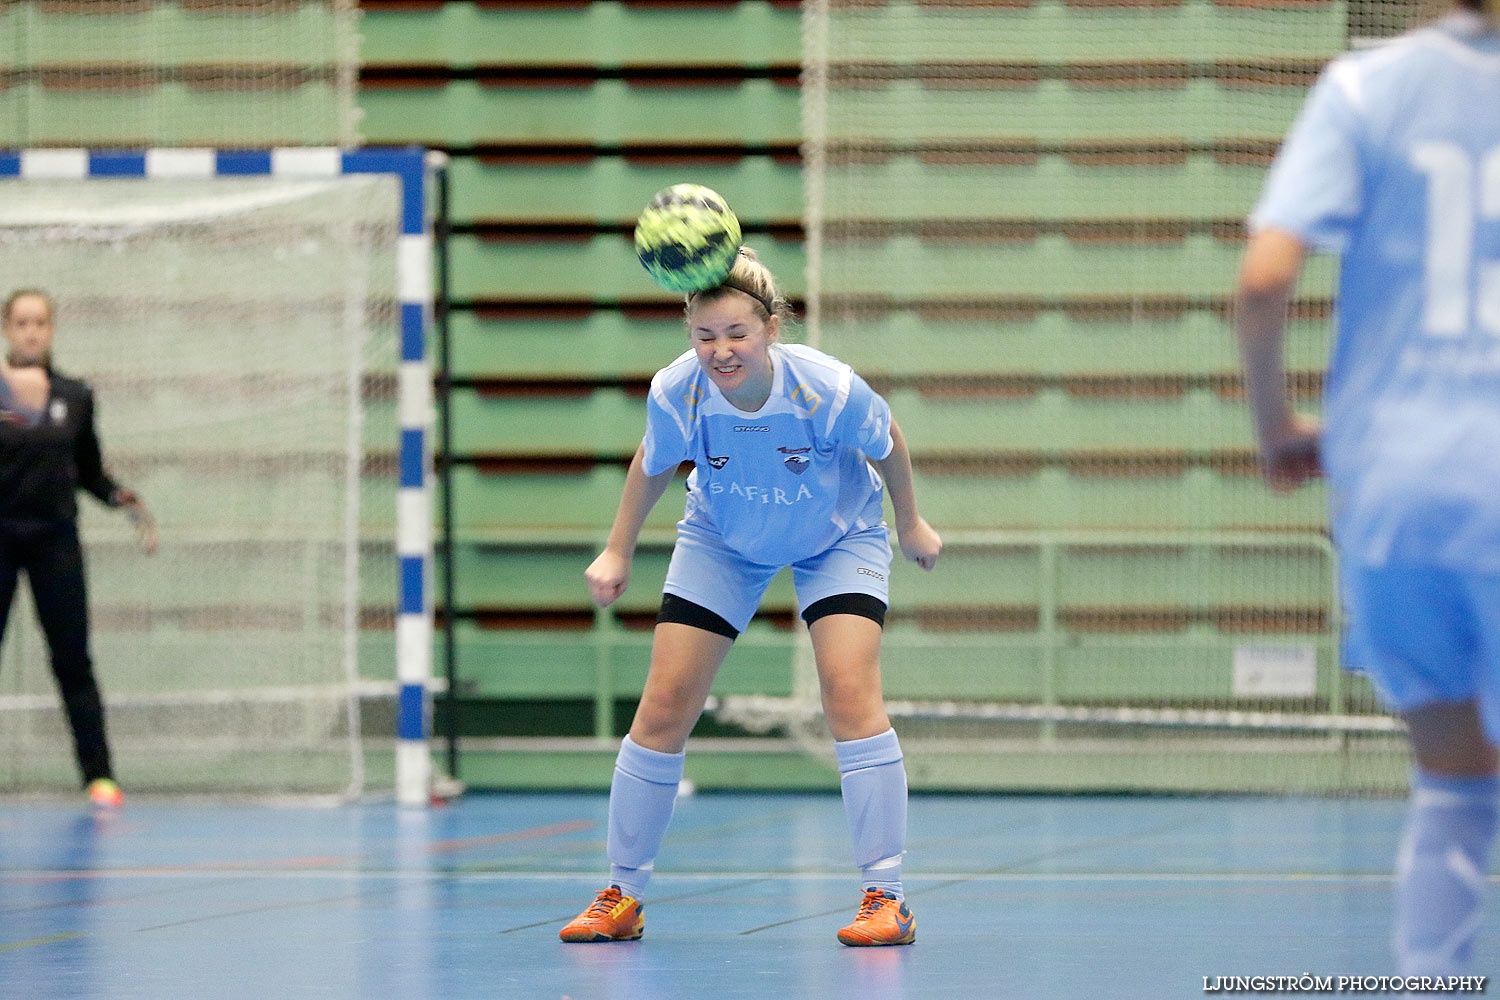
[560,247,941,947]
[1236,0,1500,974]
[0,289,156,807]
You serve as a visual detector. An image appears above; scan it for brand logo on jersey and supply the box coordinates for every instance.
[777,446,811,455]
[857,567,885,581]
[783,454,809,474]
[790,384,822,414]
[707,455,729,469]
[733,425,769,433]
[48,399,66,424]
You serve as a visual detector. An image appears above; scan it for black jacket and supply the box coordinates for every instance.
[0,368,122,523]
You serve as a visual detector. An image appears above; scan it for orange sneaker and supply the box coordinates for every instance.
[559,886,645,943]
[837,888,915,947]
[86,778,124,809]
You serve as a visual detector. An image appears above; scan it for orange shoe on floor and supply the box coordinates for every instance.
[559,886,644,943]
[837,888,916,947]
[86,778,124,809]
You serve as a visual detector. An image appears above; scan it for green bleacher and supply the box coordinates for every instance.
[815,153,1271,221]
[360,79,802,149]
[810,0,1345,62]
[2,1,349,147]
[358,0,800,68]
[449,234,806,301]
[10,84,345,148]
[450,308,1332,380]
[9,3,346,66]
[445,154,801,225]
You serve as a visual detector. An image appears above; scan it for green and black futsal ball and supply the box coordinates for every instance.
[634,183,743,293]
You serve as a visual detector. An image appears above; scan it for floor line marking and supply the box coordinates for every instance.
[0,875,249,914]
[469,806,820,871]
[132,889,375,933]
[0,817,600,882]
[0,869,1429,883]
[425,819,594,855]
[740,814,1208,934]
[0,931,84,952]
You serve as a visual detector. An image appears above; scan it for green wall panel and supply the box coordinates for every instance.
[446,156,802,225]
[360,1,799,68]
[827,0,1346,63]
[450,233,804,301]
[360,79,800,147]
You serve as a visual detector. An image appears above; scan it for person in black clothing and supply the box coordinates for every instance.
[0,289,155,807]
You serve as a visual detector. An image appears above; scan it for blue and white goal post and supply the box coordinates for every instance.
[0,147,439,806]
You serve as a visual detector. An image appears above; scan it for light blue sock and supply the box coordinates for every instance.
[1394,769,1499,976]
[606,735,685,901]
[835,728,908,900]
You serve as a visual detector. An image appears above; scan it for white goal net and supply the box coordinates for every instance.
[0,174,399,798]
[780,0,1428,794]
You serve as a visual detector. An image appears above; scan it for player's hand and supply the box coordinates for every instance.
[585,549,632,608]
[897,516,942,571]
[114,489,158,556]
[1259,412,1322,493]
[126,502,158,555]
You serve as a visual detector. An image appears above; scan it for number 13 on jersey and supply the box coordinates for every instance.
[1412,142,1500,337]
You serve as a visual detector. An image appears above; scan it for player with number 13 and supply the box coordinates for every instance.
[1237,0,1500,977]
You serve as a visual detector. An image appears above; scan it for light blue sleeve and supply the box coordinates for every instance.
[641,378,691,476]
[837,372,895,461]
[1250,63,1365,252]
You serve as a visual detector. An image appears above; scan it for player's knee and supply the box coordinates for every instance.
[1406,701,1499,777]
[818,670,863,707]
[1413,741,1499,778]
[820,688,890,742]
[631,694,699,748]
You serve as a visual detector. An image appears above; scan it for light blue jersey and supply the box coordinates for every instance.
[1251,12,1500,571]
[643,342,894,567]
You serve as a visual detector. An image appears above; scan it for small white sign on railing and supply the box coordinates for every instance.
[1232,643,1318,698]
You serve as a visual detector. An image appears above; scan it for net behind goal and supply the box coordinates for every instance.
[777,0,1429,795]
[0,151,422,799]
[3,1,359,149]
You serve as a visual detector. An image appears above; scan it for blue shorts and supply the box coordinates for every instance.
[662,518,893,634]
[1342,563,1500,740]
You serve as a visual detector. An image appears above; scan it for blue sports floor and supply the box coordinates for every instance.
[0,792,1492,999]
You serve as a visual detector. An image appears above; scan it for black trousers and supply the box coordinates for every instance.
[0,518,112,786]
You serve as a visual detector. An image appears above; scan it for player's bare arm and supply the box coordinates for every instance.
[1235,226,1322,492]
[871,420,941,571]
[585,441,679,607]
